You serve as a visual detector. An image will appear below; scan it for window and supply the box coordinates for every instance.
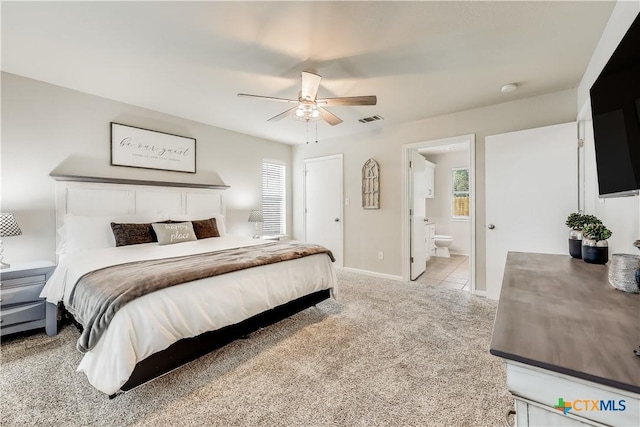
[451,167,469,219]
[262,160,286,235]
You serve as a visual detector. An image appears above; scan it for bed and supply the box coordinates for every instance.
[41,181,337,396]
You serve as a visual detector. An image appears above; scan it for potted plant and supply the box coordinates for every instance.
[581,223,612,264]
[565,213,601,258]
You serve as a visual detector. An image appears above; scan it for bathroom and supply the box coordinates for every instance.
[419,143,471,291]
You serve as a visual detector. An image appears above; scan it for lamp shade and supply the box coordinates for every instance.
[248,210,263,223]
[0,213,22,237]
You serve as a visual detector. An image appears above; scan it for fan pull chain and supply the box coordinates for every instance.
[315,120,318,143]
[306,120,309,144]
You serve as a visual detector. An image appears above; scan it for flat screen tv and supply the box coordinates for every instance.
[589,12,640,198]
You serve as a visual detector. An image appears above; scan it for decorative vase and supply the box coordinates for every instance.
[635,240,640,285]
[582,238,609,264]
[568,229,582,259]
[608,254,640,293]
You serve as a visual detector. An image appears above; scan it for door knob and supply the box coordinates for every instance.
[334,218,340,222]
[488,224,495,230]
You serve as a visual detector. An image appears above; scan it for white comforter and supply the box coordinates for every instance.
[41,236,337,395]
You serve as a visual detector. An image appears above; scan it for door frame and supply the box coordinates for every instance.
[303,153,344,268]
[409,150,427,280]
[401,134,477,294]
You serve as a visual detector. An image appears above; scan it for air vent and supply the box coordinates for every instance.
[358,115,384,124]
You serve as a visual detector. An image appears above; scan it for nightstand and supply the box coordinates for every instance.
[0,261,56,337]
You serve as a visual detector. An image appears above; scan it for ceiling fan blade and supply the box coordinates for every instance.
[237,93,298,104]
[317,95,377,106]
[267,106,297,122]
[318,108,343,126]
[300,71,322,101]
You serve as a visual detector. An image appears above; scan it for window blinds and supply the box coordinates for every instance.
[262,161,286,235]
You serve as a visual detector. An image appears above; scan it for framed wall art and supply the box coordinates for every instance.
[362,158,380,209]
[110,122,196,173]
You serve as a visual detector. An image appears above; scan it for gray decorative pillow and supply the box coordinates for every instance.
[151,222,197,245]
[111,223,155,247]
[150,220,174,241]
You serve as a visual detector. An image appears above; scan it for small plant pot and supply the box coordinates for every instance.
[568,230,583,259]
[569,239,583,258]
[582,238,609,264]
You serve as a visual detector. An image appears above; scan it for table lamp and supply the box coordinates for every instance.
[0,213,22,269]
[248,210,263,239]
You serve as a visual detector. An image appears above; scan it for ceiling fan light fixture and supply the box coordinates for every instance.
[293,103,321,121]
[239,71,373,127]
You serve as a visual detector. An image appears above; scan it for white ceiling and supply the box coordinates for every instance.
[1,1,614,145]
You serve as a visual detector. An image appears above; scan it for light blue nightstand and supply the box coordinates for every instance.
[0,261,56,337]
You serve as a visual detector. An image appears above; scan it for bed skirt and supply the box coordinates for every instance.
[112,288,332,397]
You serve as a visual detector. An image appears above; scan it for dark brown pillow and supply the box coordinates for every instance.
[110,222,155,247]
[191,218,220,239]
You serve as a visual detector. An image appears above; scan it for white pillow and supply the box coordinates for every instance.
[169,213,227,236]
[57,215,114,254]
[57,214,168,254]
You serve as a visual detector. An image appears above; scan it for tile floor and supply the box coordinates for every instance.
[416,254,470,291]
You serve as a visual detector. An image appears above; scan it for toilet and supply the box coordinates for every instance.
[434,235,454,258]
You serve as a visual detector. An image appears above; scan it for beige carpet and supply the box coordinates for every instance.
[0,271,512,426]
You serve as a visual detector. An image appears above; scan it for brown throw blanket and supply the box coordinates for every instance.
[68,241,335,353]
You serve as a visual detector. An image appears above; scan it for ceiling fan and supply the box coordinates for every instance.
[237,71,377,126]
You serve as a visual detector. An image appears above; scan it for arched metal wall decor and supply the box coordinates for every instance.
[362,158,380,209]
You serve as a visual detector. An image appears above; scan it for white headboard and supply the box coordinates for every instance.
[55,181,226,232]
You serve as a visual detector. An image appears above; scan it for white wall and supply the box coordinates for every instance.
[424,151,470,255]
[0,72,292,264]
[577,1,640,111]
[292,89,577,290]
[577,1,640,256]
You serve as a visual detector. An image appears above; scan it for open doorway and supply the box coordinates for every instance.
[401,134,476,293]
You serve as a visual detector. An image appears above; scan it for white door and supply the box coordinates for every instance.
[410,151,427,280]
[485,122,577,299]
[304,155,343,267]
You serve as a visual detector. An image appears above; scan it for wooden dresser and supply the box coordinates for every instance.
[490,252,640,426]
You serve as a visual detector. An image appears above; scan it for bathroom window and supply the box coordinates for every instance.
[451,167,469,219]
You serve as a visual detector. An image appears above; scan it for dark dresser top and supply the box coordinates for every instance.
[490,252,640,394]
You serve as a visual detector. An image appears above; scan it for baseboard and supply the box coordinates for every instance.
[340,267,403,282]
[449,251,470,256]
[473,289,487,297]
